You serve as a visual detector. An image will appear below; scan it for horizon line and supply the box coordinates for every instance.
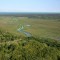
[0,12,60,13]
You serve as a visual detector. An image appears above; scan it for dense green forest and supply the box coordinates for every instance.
[0,29,60,60]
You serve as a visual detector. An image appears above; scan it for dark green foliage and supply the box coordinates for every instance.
[0,30,60,60]
[32,37,60,50]
[0,38,60,60]
[0,29,20,42]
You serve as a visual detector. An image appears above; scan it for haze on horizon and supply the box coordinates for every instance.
[0,0,60,12]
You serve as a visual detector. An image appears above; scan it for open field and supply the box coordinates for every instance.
[0,15,60,40]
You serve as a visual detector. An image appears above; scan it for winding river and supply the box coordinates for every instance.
[17,25,32,37]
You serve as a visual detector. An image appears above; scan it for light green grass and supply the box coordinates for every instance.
[0,16,60,40]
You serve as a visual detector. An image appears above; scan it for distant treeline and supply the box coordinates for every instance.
[0,12,60,20]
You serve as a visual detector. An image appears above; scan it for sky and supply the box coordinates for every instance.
[0,0,60,12]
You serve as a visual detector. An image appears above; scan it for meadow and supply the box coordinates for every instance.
[0,16,60,40]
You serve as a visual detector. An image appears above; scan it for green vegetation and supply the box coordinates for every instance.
[0,14,60,60]
[0,16,60,40]
[0,29,20,42]
[0,33,60,60]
